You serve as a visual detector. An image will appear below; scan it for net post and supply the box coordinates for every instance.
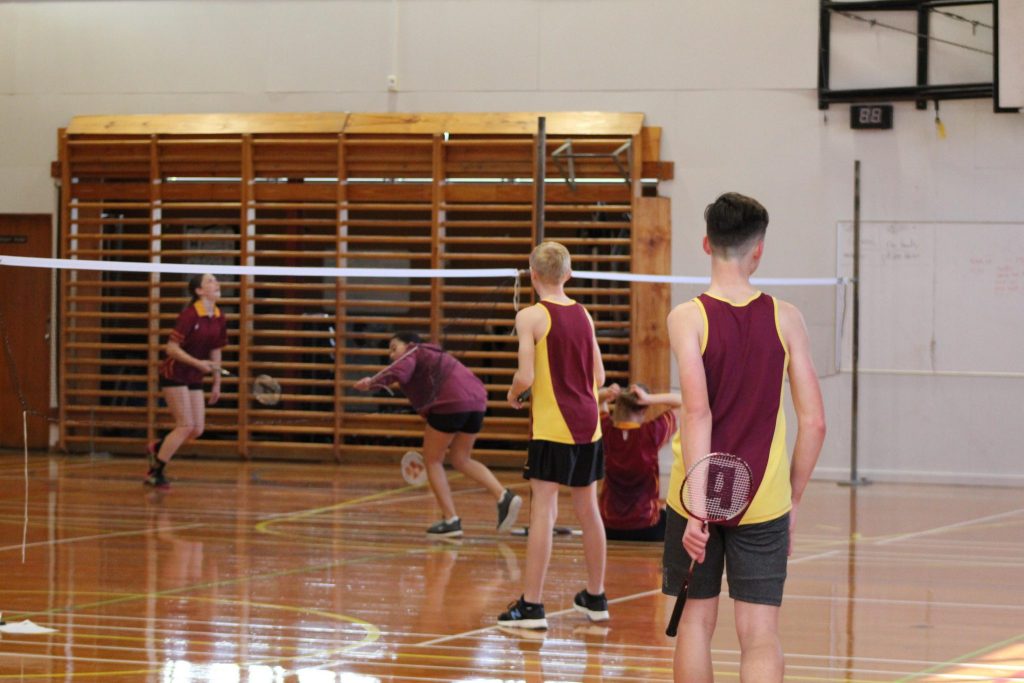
[534,116,546,246]
[22,410,29,563]
[840,159,870,488]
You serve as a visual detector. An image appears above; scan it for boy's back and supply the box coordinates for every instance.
[530,299,601,445]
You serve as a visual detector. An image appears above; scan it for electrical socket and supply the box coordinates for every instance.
[386,74,398,92]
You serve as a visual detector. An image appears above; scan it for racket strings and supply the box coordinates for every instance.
[680,455,753,522]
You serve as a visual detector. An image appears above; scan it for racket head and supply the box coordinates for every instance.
[679,452,754,523]
[400,450,427,486]
[252,374,282,406]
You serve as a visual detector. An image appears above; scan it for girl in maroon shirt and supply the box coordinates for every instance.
[146,273,228,488]
[598,383,680,542]
[354,332,521,538]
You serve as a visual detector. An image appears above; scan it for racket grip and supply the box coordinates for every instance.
[665,589,686,637]
[665,557,696,637]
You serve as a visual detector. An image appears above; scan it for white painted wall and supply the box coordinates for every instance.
[1,0,1022,483]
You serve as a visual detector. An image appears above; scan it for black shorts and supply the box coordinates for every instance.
[524,439,604,487]
[426,411,485,434]
[159,377,203,391]
[662,507,789,606]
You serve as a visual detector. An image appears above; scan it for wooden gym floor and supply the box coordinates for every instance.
[0,452,1022,682]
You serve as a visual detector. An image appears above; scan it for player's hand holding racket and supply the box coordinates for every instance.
[665,452,753,637]
[507,387,530,409]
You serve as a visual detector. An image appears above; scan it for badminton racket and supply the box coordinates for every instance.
[665,452,753,637]
[400,450,427,486]
[217,368,282,406]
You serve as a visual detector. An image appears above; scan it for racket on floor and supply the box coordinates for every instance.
[665,452,754,637]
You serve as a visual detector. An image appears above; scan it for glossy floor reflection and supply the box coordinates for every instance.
[0,453,1022,681]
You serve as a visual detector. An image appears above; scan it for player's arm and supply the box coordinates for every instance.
[630,385,682,408]
[208,348,223,404]
[354,349,417,391]
[508,305,542,408]
[597,383,622,413]
[586,309,606,388]
[667,300,712,562]
[668,301,710,472]
[778,300,827,553]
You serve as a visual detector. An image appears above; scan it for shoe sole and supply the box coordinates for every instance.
[426,530,463,538]
[496,495,523,533]
[573,603,610,622]
[497,617,547,630]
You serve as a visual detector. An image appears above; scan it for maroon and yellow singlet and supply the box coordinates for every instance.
[529,300,602,445]
[668,292,792,526]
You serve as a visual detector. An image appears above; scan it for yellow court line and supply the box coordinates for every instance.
[253,473,474,537]
[254,482,425,536]
[0,667,162,680]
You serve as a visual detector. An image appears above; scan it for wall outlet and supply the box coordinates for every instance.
[386,74,398,92]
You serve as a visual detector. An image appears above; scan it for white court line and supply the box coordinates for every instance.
[0,522,205,553]
[785,592,1024,612]
[0,651,150,667]
[417,589,664,647]
[412,529,1011,650]
[876,506,1024,546]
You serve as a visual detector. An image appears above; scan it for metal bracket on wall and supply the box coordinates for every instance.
[550,139,632,190]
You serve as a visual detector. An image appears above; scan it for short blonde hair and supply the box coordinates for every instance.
[529,241,571,284]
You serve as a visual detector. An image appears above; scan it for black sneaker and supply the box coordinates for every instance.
[497,596,547,630]
[146,444,159,471]
[426,517,463,538]
[573,589,609,622]
[143,468,170,490]
[496,489,522,532]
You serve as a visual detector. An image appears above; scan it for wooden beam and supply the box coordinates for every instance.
[344,112,644,136]
[67,112,350,135]
[630,197,672,392]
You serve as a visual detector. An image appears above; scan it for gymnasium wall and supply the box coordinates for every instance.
[1,0,1022,483]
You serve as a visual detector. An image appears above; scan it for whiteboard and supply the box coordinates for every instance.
[837,222,1024,374]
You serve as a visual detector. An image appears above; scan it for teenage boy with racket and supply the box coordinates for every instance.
[665,193,826,682]
[498,241,608,629]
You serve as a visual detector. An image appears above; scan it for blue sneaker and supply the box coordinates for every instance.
[497,596,547,630]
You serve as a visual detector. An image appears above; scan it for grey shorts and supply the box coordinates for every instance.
[661,507,789,606]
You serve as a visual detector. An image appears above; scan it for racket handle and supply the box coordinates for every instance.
[665,585,687,637]
[665,558,697,637]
